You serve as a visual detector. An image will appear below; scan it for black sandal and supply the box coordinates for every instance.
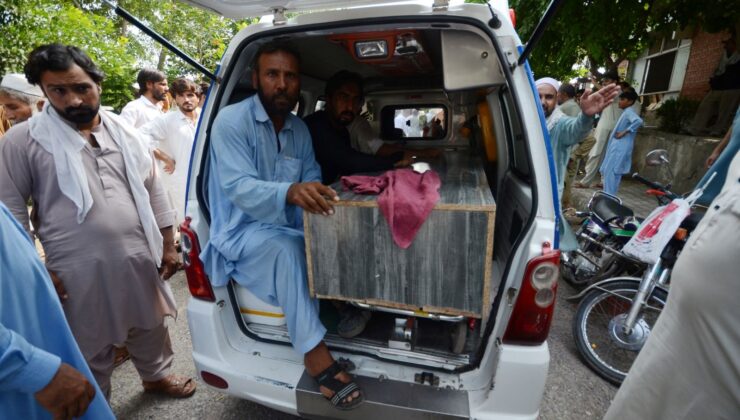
[313,361,364,410]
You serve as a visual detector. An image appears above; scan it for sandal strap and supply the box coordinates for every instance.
[314,361,343,385]
[330,382,360,406]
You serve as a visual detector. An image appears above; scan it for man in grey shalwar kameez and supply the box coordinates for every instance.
[0,44,195,399]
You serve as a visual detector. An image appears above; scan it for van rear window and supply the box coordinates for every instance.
[380,105,447,140]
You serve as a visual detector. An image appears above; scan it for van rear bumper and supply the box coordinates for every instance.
[470,343,549,420]
[188,298,549,419]
[187,297,302,415]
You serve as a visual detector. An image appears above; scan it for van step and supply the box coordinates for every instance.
[296,371,469,419]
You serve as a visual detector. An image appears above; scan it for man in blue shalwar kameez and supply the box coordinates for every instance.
[200,41,364,409]
[600,90,644,196]
[535,77,620,250]
[0,202,114,419]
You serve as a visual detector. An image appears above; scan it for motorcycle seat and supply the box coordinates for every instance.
[591,194,634,224]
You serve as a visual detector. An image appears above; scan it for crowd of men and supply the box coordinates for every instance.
[0,37,738,417]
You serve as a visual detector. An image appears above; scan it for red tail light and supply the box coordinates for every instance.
[180,216,216,302]
[509,9,516,28]
[503,244,560,345]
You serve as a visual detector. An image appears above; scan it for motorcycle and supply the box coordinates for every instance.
[569,150,714,385]
[561,191,643,287]
[562,150,676,288]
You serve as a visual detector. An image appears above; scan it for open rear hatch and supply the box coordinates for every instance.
[180,0,387,18]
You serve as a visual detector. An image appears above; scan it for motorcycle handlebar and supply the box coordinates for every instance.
[632,173,678,199]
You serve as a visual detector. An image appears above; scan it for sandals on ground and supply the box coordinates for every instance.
[313,361,364,410]
[142,374,197,398]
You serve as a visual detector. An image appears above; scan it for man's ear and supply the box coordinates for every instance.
[251,70,258,90]
[36,100,45,112]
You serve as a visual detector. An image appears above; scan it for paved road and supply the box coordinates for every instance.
[110,273,617,419]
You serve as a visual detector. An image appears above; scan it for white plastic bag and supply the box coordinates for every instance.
[622,199,691,265]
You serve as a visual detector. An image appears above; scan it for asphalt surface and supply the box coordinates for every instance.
[108,272,617,419]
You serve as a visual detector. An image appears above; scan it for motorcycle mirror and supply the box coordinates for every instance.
[645,149,670,167]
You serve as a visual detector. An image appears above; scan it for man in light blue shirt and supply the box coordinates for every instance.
[0,202,114,419]
[535,77,619,250]
[200,41,363,409]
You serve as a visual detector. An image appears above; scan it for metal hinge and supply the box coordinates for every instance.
[272,7,287,25]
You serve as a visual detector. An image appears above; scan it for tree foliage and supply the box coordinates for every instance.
[0,0,254,110]
[493,0,740,81]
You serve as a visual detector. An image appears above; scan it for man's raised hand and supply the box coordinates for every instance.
[580,83,621,117]
[287,182,339,216]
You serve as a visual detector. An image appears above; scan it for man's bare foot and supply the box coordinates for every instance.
[305,342,362,409]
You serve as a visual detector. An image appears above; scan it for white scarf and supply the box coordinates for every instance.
[546,106,566,133]
[28,104,163,264]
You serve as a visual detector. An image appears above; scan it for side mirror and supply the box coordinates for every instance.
[645,149,670,167]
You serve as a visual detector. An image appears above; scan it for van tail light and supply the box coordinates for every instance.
[180,216,216,302]
[509,9,516,28]
[503,245,560,345]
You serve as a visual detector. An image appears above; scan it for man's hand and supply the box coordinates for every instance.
[615,130,627,139]
[35,363,96,420]
[163,157,176,174]
[579,83,620,117]
[47,269,68,302]
[159,227,180,280]
[287,182,338,216]
[395,152,415,168]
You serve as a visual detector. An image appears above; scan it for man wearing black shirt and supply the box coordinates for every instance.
[304,70,410,184]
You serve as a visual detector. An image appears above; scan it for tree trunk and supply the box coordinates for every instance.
[157,49,167,71]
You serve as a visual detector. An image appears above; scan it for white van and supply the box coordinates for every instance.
[175,1,562,418]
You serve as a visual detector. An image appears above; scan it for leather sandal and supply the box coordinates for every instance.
[313,361,364,410]
[113,347,130,367]
[142,374,196,398]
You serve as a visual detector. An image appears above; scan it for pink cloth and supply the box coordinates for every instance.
[341,168,441,248]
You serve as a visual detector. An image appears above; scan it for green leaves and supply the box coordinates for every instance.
[0,0,253,111]
[509,0,739,81]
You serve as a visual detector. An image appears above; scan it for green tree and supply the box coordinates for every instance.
[1,0,255,110]
[0,0,135,110]
[466,0,740,81]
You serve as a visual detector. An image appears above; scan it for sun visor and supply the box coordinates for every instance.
[441,30,505,91]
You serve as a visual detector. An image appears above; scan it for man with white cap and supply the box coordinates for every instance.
[0,73,45,126]
[535,76,619,250]
[535,76,619,196]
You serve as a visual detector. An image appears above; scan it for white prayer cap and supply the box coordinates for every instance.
[0,73,44,98]
[535,77,561,92]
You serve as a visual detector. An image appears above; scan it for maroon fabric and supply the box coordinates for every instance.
[341,168,441,248]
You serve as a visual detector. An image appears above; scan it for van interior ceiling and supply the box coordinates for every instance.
[198,21,535,371]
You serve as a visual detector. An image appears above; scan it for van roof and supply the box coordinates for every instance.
[180,0,511,19]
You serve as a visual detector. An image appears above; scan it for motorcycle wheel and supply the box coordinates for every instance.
[572,279,668,385]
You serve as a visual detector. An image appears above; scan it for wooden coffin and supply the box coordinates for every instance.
[304,151,496,320]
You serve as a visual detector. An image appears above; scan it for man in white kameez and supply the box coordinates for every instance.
[142,78,200,224]
[575,71,623,188]
[120,68,168,129]
[0,44,195,399]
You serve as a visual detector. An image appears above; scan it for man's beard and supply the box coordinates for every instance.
[542,104,553,118]
[256,81,297,117]
[54,102,99,124]
[336,110,355,126]
[153,89,167,101]
[179,102,196,112]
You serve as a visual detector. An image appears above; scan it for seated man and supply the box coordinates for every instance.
[304,70,411,184]
[200,41,363,410]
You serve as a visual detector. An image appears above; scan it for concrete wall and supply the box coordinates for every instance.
[630,128,721,194]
